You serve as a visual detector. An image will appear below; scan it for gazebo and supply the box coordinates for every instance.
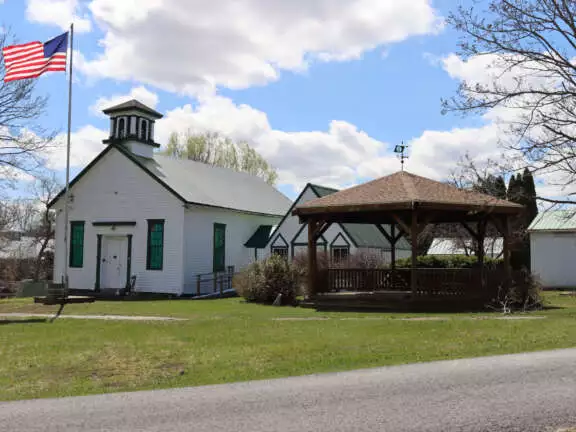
[292,171,524,308]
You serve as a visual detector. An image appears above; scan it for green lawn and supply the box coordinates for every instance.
[0,292,575,401]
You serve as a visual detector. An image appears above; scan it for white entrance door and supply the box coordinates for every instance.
[101,236,128,289]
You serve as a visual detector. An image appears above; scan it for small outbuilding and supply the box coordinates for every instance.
[528,210,576,289]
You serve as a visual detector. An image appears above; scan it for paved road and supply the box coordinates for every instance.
[1,349,576,432]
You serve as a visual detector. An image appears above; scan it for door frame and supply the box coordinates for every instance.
[213,223,226,273]
[95,234,132,291]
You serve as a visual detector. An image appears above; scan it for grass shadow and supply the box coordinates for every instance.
[0,318,47,325]
[540,305,564,311]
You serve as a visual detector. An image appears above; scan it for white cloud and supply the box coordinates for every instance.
[154,94,387,192]
[0,127,43,186]
[357,124,504,183]
[44,125,107,171]
[90,86,159,117]
[26,0,91,33]
[80,0,443,95]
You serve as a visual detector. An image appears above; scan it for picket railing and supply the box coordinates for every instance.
[195,266,235,296]
[320,267,505,300]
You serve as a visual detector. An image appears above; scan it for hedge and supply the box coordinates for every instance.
[394,254,503,269]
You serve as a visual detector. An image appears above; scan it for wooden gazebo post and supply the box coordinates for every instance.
[307,218,318,297]
[490,214,513,293]
[410,209,418,296]
[390,224,396,270]
[477,219,487,289]
[502,215,512,289]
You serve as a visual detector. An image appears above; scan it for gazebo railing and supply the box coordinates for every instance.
[324,268,411,292]
[319,267,506,298]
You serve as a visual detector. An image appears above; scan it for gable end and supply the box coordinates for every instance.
[48,144,188,209]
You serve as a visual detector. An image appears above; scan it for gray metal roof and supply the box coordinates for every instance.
[137,155,292,216]
[528,210,576,232]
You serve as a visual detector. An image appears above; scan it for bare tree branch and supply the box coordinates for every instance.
[444,0,576,200]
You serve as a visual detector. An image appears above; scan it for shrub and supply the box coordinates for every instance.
[234,254,299,305]
[345,251,383,269]
[509,268,543,310]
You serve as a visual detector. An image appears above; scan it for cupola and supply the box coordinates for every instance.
[101,99,163,158]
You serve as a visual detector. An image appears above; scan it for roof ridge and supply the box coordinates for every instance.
[155,154,274,183]
[309,183,339,191]
[400,171,418,202]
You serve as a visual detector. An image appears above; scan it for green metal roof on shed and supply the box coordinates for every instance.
[528,210,576,232]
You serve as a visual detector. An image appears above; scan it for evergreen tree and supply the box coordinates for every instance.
[494,175,507,200]
[522,168,538,224]
[507,175,518,202]
[505,170,539,271]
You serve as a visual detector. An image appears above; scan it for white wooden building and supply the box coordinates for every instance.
[244,183,411,264]
[49,100,291,295]
[528,210,576,288]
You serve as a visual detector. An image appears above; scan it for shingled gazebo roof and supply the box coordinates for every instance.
[293,171,522,220]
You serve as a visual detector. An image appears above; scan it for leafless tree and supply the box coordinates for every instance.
[444,0,576,204]
[0,174,59,280]
[28,175,59,280]
[417,154,512,258]
[1,29,55,190]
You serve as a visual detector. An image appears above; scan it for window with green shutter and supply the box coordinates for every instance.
[69,221,85,268]
[146,219,164,270]
[213,223,226,272]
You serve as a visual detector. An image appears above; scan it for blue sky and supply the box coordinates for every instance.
[2,0,546,201]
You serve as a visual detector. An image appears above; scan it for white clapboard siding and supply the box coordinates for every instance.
[52,147,185,295]
[182,206,281,294]
[530,232,576,288]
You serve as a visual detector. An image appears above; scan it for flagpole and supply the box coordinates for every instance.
[63,23,74,292]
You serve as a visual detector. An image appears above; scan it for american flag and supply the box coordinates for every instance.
[2,32,68,83]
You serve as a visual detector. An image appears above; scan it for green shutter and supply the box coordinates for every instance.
[146,220,164,270]
[213,223,226,272]
[69,221,84,268]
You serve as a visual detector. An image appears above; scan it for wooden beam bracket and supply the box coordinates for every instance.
[376,224,395,245]
[313,220,331,241]
[460,221,480,241]
[390,213,411,237]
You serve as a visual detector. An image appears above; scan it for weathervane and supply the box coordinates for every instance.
[394,142,409,171]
